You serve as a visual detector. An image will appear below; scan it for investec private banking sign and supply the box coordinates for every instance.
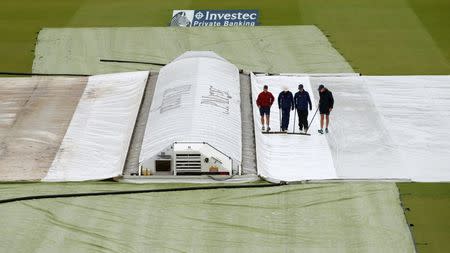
[170,10,259,27]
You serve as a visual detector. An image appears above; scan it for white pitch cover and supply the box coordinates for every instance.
[364,76,450,182]
[44,71,148,181]
[256,74,450,182]
[251,74,337,182]
[139,52,242,168]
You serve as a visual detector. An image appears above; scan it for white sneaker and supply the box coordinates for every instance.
[262,126,265,131]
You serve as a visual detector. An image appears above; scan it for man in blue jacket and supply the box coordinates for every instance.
[278,87,294,132]
[294,84,312,133]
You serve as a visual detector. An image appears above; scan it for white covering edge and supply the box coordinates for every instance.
[251,73,337,182]
[273,74,450,182]
[43,71,148,181]
[363,75,450,182]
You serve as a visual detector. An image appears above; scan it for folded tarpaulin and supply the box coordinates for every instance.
[254,74,450,182]
[44,71,148,181]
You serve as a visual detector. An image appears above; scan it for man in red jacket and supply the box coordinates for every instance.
[256,85,275,131]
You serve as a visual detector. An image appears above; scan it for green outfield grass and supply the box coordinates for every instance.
[398,183,450,253]
[1,1,449,252]
[1,0,450,74]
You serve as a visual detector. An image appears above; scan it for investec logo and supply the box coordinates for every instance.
[171,10,259,27]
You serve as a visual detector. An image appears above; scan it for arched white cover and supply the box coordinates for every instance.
[139,52,241,168]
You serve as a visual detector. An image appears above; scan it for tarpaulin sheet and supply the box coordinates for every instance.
[44,72,148,181]
[309,75,405,180]
[139,52,242,169]
[32,26,353,75]
[22,26,419,252]
[254,74,450,182]
[0,182,415,253]
[0,77,87,181]
[310,75,450,182]
[251,74,337,182]
[363,76,450,181]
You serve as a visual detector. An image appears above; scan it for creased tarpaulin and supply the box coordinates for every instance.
[310,75,450,182]
[0,182,415,253]
[253,74,450,182]
[32,26,353,75]
[44,71,148,181]
[251,74,337,182]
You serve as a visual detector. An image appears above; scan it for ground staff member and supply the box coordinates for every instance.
[317,84,334,134]
[278,87,294,132]
[256,85,275,131]
[294,84,312,133]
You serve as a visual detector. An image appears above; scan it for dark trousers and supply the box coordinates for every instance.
[297,109,309,130]
[281,108,291,130]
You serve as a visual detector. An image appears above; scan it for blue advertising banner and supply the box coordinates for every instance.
[170,10,259,27]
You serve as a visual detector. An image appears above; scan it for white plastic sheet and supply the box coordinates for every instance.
[364,76,450,181]
[255,74,450,182]
[251,74,337,182]
[44,71,148,181]
[139,52,242,169]
[309,76,405,180]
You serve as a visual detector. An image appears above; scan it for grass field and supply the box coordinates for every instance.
[1,0,450,74]
[398,183,450,253]
[1,0,449,252]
